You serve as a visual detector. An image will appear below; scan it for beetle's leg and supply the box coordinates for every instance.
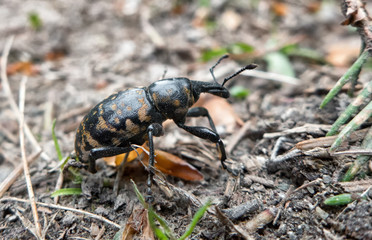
[183,107,234,172]
[89,146,136,173]
[186,107,217,132]
[146,123,164,203]
[176,121,230,171]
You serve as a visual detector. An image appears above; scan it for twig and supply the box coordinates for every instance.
[263,123,331,139]
[0,197,121,229]
[226,120,251,154]
[0,150,41,198]
[333,149,372,156]
[19,76,42,239]
[1,36,50,162]
[293,178,322,193]
[215,206,253,240]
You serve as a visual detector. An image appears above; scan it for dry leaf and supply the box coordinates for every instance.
[271,1,288,17]
[341,0,370,26]
[195,94,243,132]
[104,144,203,181]
[121,208,154,240]
[44,49,67,61]
[6,61,38,76]
[325,43,360,67]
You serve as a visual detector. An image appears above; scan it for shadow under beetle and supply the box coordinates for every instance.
[74,55,257,202]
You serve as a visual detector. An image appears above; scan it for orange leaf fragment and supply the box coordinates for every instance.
[104,145,203,181]
[6,61,39,76]
[144,148,203,181]
[44,49,67,61]
[103,147,143,166]
[271,1,288,17]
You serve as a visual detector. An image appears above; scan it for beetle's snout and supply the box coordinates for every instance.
[207,87,230,98]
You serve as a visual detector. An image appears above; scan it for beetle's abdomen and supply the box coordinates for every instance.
[75,87,164,162]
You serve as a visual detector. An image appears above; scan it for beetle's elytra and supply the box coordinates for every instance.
[74,55,256,201]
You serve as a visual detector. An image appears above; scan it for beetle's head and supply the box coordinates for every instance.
[191,55,257,100]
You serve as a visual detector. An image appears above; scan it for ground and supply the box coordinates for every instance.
[0,0,371,239]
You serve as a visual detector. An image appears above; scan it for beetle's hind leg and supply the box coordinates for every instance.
[145,123,164,203]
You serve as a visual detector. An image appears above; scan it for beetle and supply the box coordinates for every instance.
[74,55,256,201]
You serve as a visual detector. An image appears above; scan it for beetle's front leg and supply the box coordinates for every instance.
[146,123,164,203]
[181,107,236,173]
[89,146,136,173]
[176,121,230,172]
[186,107,217,132]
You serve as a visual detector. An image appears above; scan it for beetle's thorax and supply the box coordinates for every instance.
[148,78,196,122]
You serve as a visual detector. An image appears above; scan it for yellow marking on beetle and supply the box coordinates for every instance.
[116,109,122,115]
[114,117,120,125]
[120,102,125,108]
[138,97,145,104]
[173,99,180,107]
[99,103,104,115]
[138,103,151,122]
[136,90,143,95]
[92,110,98,115]
[127,106,132,111]
[125,119,140,134]
[96,116,117,132]
[111,103,118,111]
[80,131,100,153]
[111,95,117,100]
[183,86,190,95]
[152,93,158,102]
[112,138,122,146]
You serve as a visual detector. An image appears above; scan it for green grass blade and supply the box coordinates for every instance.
[320,50,370,109]
[150,207,175,239]
[342,126,372,181]
[178,200,211,240]
[52,119,63,161]
[51,188,82,197]
[131,179,146,206]
[327,81,372,136]
[148,210,170,240]
[131,180,175,239]
[324,193,366,206]
[330,101,372,151]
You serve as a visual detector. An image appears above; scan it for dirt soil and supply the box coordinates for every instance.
[0,0,371,239]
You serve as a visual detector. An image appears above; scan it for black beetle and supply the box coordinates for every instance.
[74,55,256,201]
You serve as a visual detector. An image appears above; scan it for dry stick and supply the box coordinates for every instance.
[0,150,41,198]
[0,197,121,229]
[226,120,251,154]
[19,76,42,239]
[0,36,50,162]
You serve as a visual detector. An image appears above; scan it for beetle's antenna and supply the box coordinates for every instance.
[210,54,229,84]
[222,63,257,86]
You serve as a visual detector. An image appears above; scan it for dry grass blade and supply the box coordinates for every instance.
[0,150,41,198]
[0,36,50,162]
[0,197,121,229]
[19,76,43,239]
[215,206,253,240]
